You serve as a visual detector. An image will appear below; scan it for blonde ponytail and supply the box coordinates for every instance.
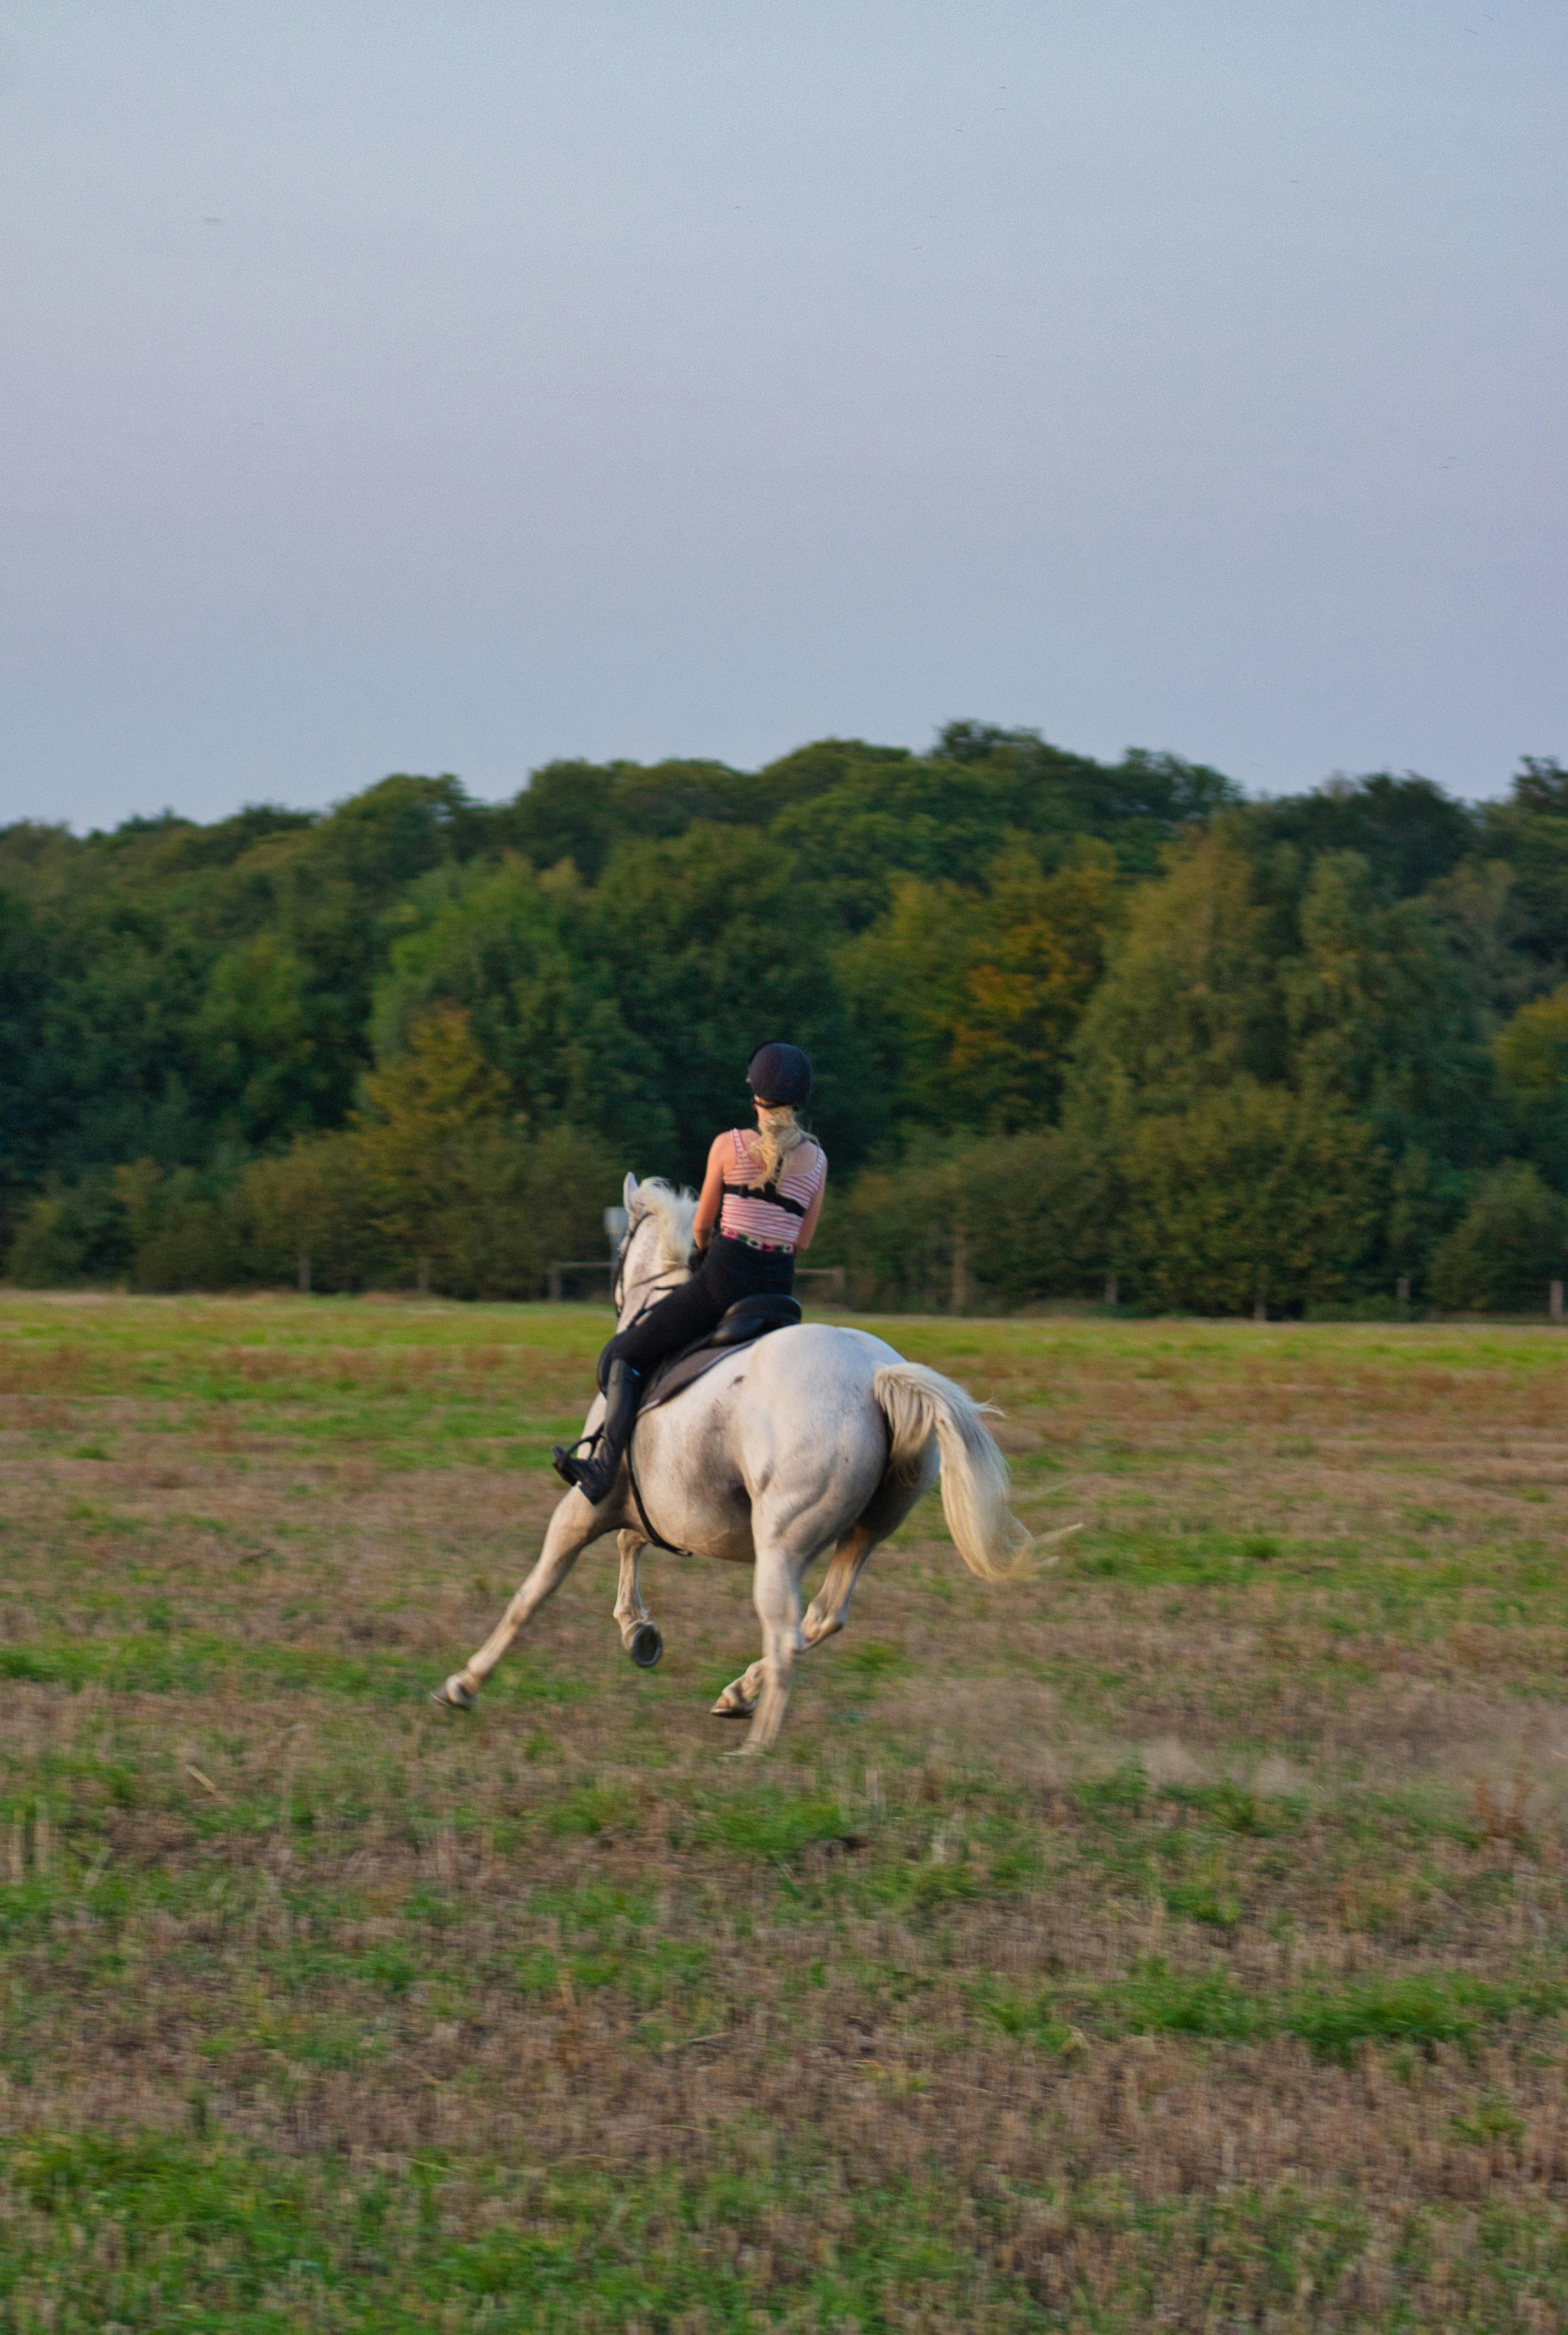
[747,1103,808,1187]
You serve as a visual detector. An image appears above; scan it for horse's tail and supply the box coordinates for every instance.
[872,1363,1031,1583]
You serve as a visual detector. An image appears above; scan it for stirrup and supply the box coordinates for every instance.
[551,1431,600,1488]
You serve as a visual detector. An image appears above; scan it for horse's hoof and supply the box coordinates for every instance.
[432,1674,477,1710]
[629,1622,663,1670]
[710,1693,753,1719]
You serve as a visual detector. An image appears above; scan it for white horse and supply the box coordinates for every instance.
[435,1175,1034,1754]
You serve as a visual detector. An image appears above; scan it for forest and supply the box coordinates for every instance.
[4,721,1568,1315]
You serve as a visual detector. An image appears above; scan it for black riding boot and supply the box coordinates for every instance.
[551,1360,642,1505]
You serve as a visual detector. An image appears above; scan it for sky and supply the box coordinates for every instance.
[1,1,1564,830]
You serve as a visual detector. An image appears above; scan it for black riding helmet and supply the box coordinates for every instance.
[746,1039,813,1108]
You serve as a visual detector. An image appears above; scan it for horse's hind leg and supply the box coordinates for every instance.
[712,1520,875,1719]
[803,1520,878,1650]
[613,1530,663,1668]
[732,1535,807,1757]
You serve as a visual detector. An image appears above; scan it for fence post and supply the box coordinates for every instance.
[951,1219,971,1315]
[1552,1280,1564,1323]
[1104,1272,1118,1308]
[1396,1274,1410,1318]
[548,1266,563,1304]
[1253,1292,1267,1323]
[297,1253,311,1295]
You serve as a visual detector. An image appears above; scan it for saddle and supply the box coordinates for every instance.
[640,1295,802,1413]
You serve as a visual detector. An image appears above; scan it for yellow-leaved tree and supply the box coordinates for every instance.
[352,1006,512,1293]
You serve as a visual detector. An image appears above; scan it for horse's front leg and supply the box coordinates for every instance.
[434,1490,608,1709]
[612,1530,663,1668]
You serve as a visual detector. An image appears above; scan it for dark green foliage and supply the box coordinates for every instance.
[1114,1082,1384,1315]
[1428,1163,1567,1313]
[1282,852,1499,1164]
[0,887,67,1213]
[1478,758,1568,988]
[1247,771,1477,901]
[590,822,878,1173]
[824,1129,1108,1309]
[4,732,1567,1310]
[6,1170,128,1286]
[1494,981,1568,1187]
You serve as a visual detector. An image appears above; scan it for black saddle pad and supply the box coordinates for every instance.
[641,1296,802,1413]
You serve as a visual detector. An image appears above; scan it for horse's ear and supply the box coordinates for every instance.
[623,1172,640,1216]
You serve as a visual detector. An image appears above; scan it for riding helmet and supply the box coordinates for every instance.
[746,1039,813,1108]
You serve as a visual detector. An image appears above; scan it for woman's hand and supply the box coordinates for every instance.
[690,1132,729,1253]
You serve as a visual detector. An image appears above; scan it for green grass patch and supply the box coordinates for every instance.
[0,2130,1009,2331]
[692,1787,855,1861]
[982,1958,1568,2063]
[544,1784,639,1838]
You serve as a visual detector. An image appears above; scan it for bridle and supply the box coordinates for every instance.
[611,1216,687,1330]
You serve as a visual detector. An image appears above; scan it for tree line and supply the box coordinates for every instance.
[4,723,1568,1315]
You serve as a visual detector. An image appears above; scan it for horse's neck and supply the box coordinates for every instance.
[617,1240,689,1330]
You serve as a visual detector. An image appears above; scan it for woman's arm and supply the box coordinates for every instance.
[794,1150,828,1253]
[690,1132,729,1252]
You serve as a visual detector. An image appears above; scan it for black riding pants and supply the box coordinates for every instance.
[601,1237,794,1384]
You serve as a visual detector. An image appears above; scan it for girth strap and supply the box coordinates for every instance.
[624,1417,683,1554]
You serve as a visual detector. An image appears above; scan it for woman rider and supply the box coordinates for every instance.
[551,1040,828,1505]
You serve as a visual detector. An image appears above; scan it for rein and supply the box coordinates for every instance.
[608,1218,688,1552]
[612,1262,685,1337]
[610,1228,683,1330]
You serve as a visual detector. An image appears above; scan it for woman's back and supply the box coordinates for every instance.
[719,1127,826,1253]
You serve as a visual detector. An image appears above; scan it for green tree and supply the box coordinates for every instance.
[1281,851,1499,1164]
[504,760,621,879]
[938,725,1239,875]
[242,1133,368,1290]
[1117,1083,1383,1315]
[7,1194,92,1287]
[97,1156,255,1293]
[0,887,63,1228]
[1488,983,1568,1194]
[1496,983,1568,1100]
[1064,829,1282,1121]
[770,751,1025,929]
[352,1007,511,1290]
[1476,760,1568,989]
[1428,1163,1567,1313]
[838,843,1123,1133]
[372,858,669,1162]
[193,933,330,1147]
[433,1121,619,1299]
[1245,772,1476,901]
[589,824,877,1178]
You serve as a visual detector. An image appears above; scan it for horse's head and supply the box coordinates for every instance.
[613,1173,698,1326]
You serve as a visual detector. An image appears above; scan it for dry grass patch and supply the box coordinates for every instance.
[0,1295,1566,2325]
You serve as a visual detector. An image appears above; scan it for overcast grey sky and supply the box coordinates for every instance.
[2,2,1563,828]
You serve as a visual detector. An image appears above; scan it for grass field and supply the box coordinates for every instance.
[1,1295,1567,2330]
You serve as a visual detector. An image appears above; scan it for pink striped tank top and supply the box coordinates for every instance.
[719,1129,827,1252]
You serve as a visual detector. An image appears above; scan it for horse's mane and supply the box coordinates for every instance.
[631,1178,698,1272]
